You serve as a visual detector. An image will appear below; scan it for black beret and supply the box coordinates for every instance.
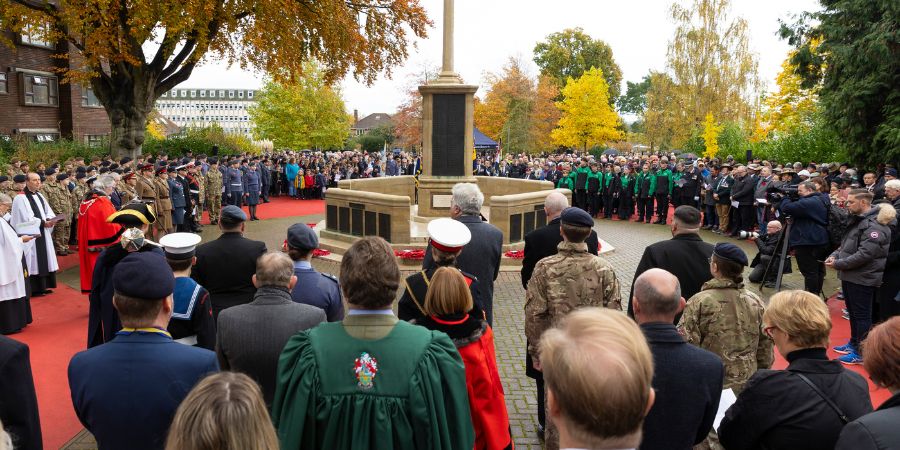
[119,157,132,165]
[38,174,45,182]
[56,173,69,181]
[113,252,174,300]
[220,205,247,224]
[86,166,97,172]
[209,157,218,164]
[75,173,86,180]
[100,161,111,167]
[713,243,748,266]
[99,167,109,174]
[287,223,318,250]
[109,163,120,170]
[0,175,7,182]
[76,166,87,173]
[560,207,594,227]
[107,202,157,226]
[45,168,57,176]
[13,174,26,183]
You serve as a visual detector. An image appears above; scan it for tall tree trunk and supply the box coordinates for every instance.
[108,106,149,159]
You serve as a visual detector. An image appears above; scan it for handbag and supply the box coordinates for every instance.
[793,372,850,424]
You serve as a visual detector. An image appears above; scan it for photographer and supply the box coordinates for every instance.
[748,221,790,287]
[780,181,831,296]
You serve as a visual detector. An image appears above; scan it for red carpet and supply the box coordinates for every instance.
[8,285,88,450]
[200,197,325,224]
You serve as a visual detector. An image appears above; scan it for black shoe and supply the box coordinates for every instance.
[210,220,218,225]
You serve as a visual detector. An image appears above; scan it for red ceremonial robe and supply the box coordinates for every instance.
[78,193,122,292]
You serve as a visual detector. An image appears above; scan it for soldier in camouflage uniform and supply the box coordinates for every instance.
[204,158,223,225]
[677,242,773,450]
[524,207,621,450]
[45,172,74,255]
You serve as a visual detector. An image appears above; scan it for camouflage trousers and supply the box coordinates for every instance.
[53,221,70,252]
[207,195,221,223]
[694,429,724,450]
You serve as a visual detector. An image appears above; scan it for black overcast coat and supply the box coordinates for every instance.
[836,392,900,450]
[718,348,873,450]
[192,232,267,320]
[0,336,42,450]
[627,233,714,319]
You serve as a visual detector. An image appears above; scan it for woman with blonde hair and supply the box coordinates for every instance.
[165,372,278,450]
[414,267,512,450]
[719,290,873,450]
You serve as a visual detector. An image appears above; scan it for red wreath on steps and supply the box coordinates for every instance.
[504,250,525,259]
[394,249,425,260]
[312,248,331,257]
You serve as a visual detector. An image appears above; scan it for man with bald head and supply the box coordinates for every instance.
[520,190,599,438]
[633,268,724,450]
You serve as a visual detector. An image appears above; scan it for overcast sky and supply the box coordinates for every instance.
[181,0,822,117]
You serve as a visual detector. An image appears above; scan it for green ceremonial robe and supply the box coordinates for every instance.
[272,315,476,450]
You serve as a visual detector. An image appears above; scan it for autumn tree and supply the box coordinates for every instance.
[757,46,821,138]
[0,0,430,158]
[643,0,760,148]
[643,71,683,150]
[780,1,899,166]
[393,66,439,151]
[530,75,561,151]
[533,28,622,103]
[702,113,723,158]
[249,62,351,150]
[551,67,622,151]
[474,58,535,153]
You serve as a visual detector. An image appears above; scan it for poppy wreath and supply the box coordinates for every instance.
[394,249,425,260]
[504,250,525,259]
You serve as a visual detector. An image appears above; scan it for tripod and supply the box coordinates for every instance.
[759,217,792,292]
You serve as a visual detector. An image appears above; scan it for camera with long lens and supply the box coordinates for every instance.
[766,184,800,203]
[737,231,759,240]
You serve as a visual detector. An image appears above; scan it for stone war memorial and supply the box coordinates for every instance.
[318,0,594,266]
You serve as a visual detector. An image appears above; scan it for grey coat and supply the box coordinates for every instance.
[832,206,894,287]
[216,286,326,405]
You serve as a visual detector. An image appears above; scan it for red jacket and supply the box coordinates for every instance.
[77,192,122,292]
[416,314,513,450]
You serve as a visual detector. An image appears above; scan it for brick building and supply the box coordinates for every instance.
[0,27,110,146]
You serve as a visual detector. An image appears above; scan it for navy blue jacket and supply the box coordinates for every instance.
[639,323,723,450]
[243,169,261,193]
[290,264,343,322]
[68,331,218,450]
[780,193,829,247]
[168,178,186,209]
[0,336,42,450]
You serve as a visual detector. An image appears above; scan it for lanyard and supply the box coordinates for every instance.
[117,327,172,338]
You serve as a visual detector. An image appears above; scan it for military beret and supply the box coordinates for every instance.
[560,207,594,227]
[109,163,120,170]
[86,165,97,172]
[138,163,153,171]
[107,202,157,226]
[181,157,190,165]
[100,161,111,167]
[155,166,168,175]
[76,166,87,173]
[99,167,109,174]
[56,173,69,181]
[221,205,247,224]
[122,172,136,181]
[886,168,898,177]
[86,175,96,183]
[209,157,218,164]
[0,175,7,183]
[113,252,174,300]
[13,174,26,183]
[287,223,318,250]
[75,173,86,180]
[713,242,748,267]
[38,174,45,182]
[44,168,57,176]
[119,157,132,165]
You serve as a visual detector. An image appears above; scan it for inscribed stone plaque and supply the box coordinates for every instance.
[433,194,453,208]
[431,94,466,176]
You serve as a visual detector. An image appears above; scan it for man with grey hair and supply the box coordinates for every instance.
[216,251,325,405]
[633,268,724,450]
[422,182,502,325]
[878,179,900,320]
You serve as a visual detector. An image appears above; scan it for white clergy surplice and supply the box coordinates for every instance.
[11,190,59,276]
[0,216,27,301]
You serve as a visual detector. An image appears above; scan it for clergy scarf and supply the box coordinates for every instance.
[24,189,51,276]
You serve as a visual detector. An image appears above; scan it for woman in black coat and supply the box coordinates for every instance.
[719,290,873,450]
[836,316,900,450]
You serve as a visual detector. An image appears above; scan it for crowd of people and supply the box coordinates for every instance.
[0,146,899,450]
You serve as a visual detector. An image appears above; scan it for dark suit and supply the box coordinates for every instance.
[520,217,599,289]
[639,322,723,450]
[192,232,267,319]
[627,233,714,320]
[0,336,42,450]
[217,286,326,405]
[422,214,503,325]
[68,331,218,450]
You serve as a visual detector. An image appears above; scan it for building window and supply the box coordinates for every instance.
[190,90,196,98]
[238,91,244,98]
[0,73,6,94]
[180,90,186,97]
[29,133,59,142]
[200,90,206,98]
[218,90,225,98]
[85,134,107,148]
[161,91,167,97]
[248,91,254,99]
[20,23,54,49]
[22,74,59,106]
[229,90,234,98]
[81,84,102,107]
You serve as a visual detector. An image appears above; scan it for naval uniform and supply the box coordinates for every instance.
[167,277,215,350]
